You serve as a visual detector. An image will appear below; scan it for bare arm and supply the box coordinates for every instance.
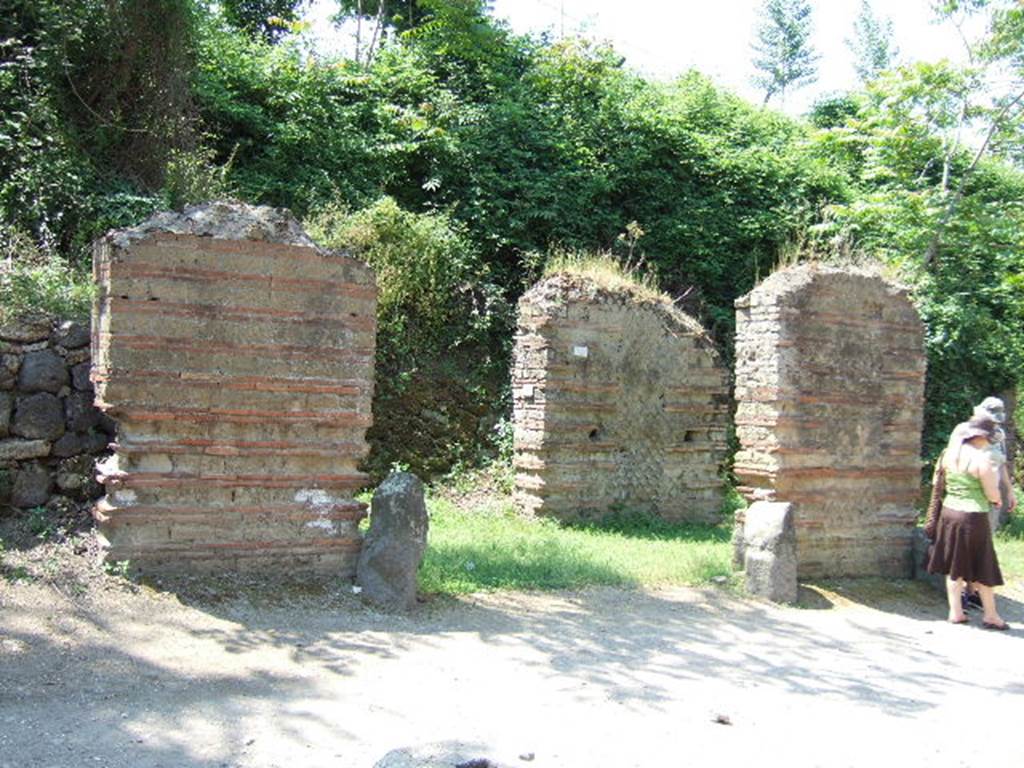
[976,455,1003,505]
[1002,464,1017,511]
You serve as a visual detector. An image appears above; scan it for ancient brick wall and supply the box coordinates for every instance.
[92,202,376,575]
[513,274,729,522]
[733,265,925,578]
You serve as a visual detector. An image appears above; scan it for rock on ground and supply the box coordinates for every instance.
[743,501,798,604]
[357,471,429,611]
[11,460,54,507]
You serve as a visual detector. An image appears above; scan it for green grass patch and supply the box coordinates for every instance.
[419,497,733,594]
[995,508,1024,580]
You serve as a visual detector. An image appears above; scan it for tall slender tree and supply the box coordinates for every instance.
[751,0,819,105]
[846,0,898,82]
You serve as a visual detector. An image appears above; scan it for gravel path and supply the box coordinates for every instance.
[2,574,1024,768]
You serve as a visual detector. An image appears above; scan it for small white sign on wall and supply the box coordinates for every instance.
[522,383,535,398]
[572,345,589,359]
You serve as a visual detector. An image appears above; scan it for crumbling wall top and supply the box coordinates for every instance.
[735,262,910,308]
[521,273,716,351]
[104,201,320,251]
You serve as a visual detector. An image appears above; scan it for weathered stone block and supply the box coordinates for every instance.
[11,461,53,508]
[0,391,10,437]
[0,438,51,461]
[11,392,65,441]
[356,472,428,611]
[17,350,69,394]
[743,501,797,603]
[51,320,90,349]
[63,347,90,366]
[0,354,18,390]
[0,314,51,343]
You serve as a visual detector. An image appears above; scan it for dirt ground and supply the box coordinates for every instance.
[2,530,1024,768]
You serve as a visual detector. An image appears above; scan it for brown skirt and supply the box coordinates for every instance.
[926,506,1003,586]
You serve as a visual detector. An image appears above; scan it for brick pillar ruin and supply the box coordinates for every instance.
[513,274,729,522]
[92,202,376,575]
[733,265,925,578]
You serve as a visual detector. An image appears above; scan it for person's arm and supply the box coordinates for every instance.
[977,454,1003,506]
[1002,464,1018,511]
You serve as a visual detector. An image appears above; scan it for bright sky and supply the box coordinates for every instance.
[305,0,983,114]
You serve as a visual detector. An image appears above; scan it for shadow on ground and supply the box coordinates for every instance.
[4,536,1024,767]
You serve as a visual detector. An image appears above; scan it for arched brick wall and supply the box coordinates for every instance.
[513,274,729,522]
[734,265,925,578]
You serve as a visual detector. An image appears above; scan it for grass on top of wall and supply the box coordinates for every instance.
[418,495,735,594]
[542,249,666,305]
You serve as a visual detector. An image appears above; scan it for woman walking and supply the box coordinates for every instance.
[926,416,1009,630]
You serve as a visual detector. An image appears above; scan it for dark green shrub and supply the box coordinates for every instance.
[307,196,513,479]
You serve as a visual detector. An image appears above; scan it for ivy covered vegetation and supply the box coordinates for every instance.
[2,0,1022,479]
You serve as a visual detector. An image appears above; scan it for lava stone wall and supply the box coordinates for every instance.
[93,202,376,575]
[0,315,113,512]
[513,274,729,522]
[733,265,925,578]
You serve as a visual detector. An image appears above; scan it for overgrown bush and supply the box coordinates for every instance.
[307,196,513,479]
[0,0,209,262]
[0,228,93,322]
[0,6,93,258]
[1,0,1019,480]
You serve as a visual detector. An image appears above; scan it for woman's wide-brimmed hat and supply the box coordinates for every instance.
[953,415,999,442]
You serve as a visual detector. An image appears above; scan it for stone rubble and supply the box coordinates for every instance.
[0,315,113,513]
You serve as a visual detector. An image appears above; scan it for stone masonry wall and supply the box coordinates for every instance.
[733,265,925,578]
[92,202,376,575]
[513,274,729,522]
[0,314,113,513]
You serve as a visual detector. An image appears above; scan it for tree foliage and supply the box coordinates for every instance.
[1,0,1022,477]
[751,0,820,105]
[846,0,897,82]
[812,60,1024,457]
[221,0,307,42]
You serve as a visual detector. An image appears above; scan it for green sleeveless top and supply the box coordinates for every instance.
[943,470,991,512]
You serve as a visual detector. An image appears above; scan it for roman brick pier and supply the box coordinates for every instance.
[92,202,377,575]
